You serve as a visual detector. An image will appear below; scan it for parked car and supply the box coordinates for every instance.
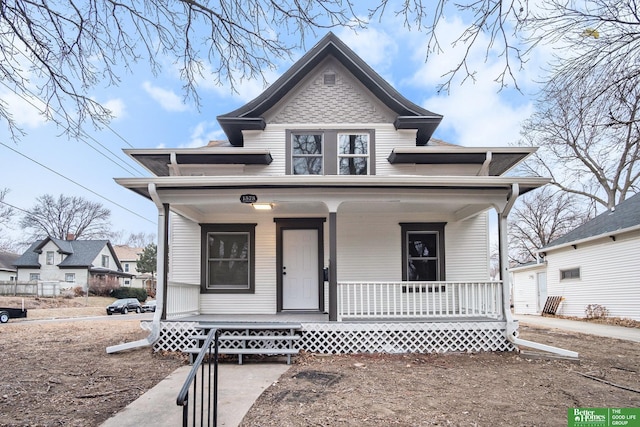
[141,300,156,313]
[106,298,142,315]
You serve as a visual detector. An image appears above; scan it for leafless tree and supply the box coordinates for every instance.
[520,71,640,211]
[19,194,112,241]
[0,188,14,230]
[509,187,591,265]
[0,0,363,140]
[524,0,640,97]
[110,230,156,247]
[0,188,17,251]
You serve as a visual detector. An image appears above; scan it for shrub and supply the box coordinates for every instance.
[72,286,85,297]
[110,287,147,302]
[585,304,609,319]
[88,276,120,297]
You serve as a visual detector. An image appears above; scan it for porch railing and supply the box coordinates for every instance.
[337,281,503,321]
[167,281,200,317]
[176,328,220,427]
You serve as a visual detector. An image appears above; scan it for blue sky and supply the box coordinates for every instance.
[0,9,551,247]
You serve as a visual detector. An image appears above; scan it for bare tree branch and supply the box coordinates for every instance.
[19,194,112,241]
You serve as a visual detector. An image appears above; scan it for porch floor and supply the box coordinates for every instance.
[169,313,501,324]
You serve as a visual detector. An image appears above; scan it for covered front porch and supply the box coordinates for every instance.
[144,278,514,355]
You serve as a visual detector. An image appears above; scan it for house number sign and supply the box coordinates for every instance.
[240,194,258,204]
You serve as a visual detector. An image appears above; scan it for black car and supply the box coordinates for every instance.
[141,300,156,312]
[106,298,142,315]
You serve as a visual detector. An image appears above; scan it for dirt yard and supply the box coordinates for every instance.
[1,296,639,427]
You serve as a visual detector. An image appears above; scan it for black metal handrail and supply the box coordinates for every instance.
[177,328,220,427]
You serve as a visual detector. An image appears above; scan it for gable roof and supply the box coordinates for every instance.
[542,192,640,251]
[0,251,19,272]
[13,238,124,270]
[217,32,443,147]
[113,245,143,262]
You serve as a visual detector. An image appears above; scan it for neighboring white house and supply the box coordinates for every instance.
[114,32,552,355]
[512,192,640,321]
[0,251,19,282]
[13,237,133,295]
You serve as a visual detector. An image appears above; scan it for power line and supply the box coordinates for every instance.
[0,80,144,177]
[0,141,154,224]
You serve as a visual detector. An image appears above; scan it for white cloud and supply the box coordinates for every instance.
[102,98,126,120]
[398,17,538,146]
[335,27,398,76]
[194,62,282,104]
[181,121,226,148]
[142,81,189,112]
[0,90,48,129]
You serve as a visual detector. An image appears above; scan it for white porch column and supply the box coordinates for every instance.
[325,201,341,321]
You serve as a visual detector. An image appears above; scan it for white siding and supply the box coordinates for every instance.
[445,214,490,281]
[337,211,490,282]
[545,230,640,321]
[169,212,279,314]
[511,265,546,315]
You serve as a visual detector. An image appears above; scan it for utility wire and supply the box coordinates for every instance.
[0,80,144,177]
[0,141,154,224]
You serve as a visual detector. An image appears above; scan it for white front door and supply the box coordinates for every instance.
[282,229,319,310]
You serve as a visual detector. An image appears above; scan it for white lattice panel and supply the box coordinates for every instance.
[300,322,515,354]
[142,321,200,352]
[147,321,516,354]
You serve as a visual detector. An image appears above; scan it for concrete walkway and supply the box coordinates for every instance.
[514,314,640,343]
[100,362,290,427]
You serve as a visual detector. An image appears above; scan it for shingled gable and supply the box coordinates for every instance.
[217,32,443,147]
[14,237,125,271]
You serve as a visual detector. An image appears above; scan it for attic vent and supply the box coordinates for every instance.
[323,73,336,85]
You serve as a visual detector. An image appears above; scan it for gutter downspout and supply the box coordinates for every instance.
[107,183,165,354]
[500,184,578,359]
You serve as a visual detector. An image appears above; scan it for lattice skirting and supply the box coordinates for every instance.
[143,321,516,354]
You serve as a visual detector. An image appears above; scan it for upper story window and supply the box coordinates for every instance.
[102,255,109,268]
[287,130,374,175]
[292,134,323,175]
[46,251,55,265]
[338,133,369,175]
[124,263,130,272]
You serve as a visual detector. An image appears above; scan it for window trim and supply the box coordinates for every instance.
[400,222,446,282]
[286,129,375,175]
[46,251,54,265]
[200,223,257,294]
[65,273,75,283]
[560,267,580,281]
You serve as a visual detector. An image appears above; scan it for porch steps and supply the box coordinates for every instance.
[184,322,302,365]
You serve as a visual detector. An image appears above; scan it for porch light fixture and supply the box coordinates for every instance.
[252,203,273,210]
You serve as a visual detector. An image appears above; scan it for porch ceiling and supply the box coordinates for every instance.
[115,175,549,223]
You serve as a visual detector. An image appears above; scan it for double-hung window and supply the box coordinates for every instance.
[46,251,54,265]
[292,134,323,175]
[401,223,446,282]
[201,224,256,293]
[338,133,369,175]
[65,273,75,283]
[287,130,374,175]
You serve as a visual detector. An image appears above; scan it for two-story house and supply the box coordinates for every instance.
[111,32,572,358]
[14,237,132,296]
